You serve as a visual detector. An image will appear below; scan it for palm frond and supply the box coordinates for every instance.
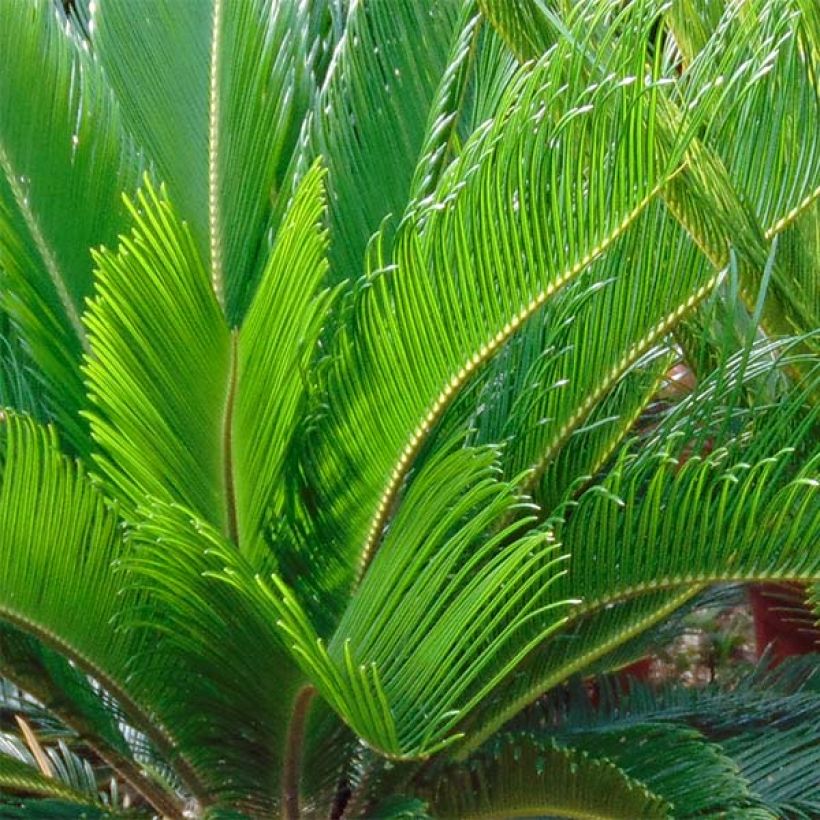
[85,165,330,561]
[124,502,304,813]
[93,0,315,322]
[421,734,670,819]
[0,316,48,420]
[306,0,713,596]
[464,200,716,507]
[456,341,820,755]
[0,749,104,810]
[0,0,140,452]
[224,445,571,759]
[520,657,820,817]
[482,0,820,352]
[0,415,196,812]
[305,0,465,284]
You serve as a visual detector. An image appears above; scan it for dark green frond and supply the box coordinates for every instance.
[422,734,669,819]
[125,502,304,813]
[307,0,465,283]
[0,0,140,452]
[93,0,315,322]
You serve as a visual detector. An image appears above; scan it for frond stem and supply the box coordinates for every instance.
[282,685,315,820]
[222,329,239,545]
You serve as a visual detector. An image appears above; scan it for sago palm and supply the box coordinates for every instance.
[0,0,818,816]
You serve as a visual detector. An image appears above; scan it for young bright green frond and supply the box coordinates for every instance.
[235,161,332,559]
[84,180,231,529]
[93,0,315,322]
[85,167,330,559]
[0,0,139,452]
[231,445,571,760]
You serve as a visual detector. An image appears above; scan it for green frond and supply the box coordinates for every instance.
[85,165,330,560]
[0,416,136,707]
[665,0,726,64]
[468,200,716,505]
[476,0,561,61]
[518,658,820,817]
[84,180,231,529]
[307,0,710,595]
[227,445,571,759]
[723,722,820,818]
[234,161,332,558]
[456,343,820,754]
[684,0,820,238]
[408,4,483,207]
[0,0,140,452]
[422,734,670,819]
[562,724,763,817]
[481,0,820,358]
[125,502,304,813]
[0,626,128,765]
[93,0,315,322]
[0,416,199,812]
[0,317,48,420]
[307,0,464,283]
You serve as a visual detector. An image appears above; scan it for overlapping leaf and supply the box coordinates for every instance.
[306,1,702,596]
[224,445,571,759]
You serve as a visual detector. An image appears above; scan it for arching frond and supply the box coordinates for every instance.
[0,416,194,812]
[422,734,670,819]
[306,0,715,596]
[456,343,820,755]
[223,445,571,759]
